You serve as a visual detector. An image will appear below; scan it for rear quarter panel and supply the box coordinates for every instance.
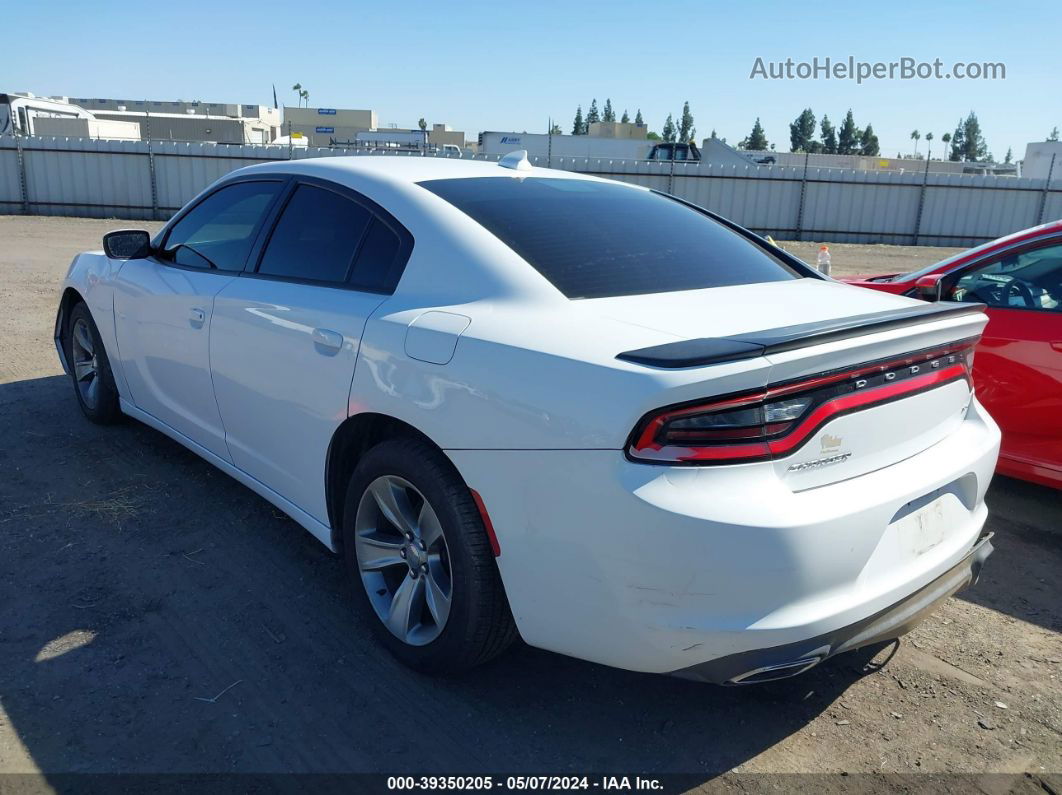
[350,298,774,451]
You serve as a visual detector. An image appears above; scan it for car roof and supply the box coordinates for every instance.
[235,154,605,188]
[896,218,1062,283]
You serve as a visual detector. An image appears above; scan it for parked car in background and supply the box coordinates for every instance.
[56,154,998,683]
[845,220,1062,489]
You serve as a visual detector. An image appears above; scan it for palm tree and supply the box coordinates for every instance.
[290,85,310,108]
[925,132,934,159]
[910,129,921,156]
[942,132,952,158]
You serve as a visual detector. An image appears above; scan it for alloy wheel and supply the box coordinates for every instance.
[70,318,100,410]
[354,475,453,646]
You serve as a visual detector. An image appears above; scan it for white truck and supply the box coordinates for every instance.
[478,131,699,162]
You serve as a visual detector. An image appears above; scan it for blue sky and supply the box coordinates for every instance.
[6,0,1056,160]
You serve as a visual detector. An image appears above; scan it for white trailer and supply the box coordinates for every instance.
[478,131,699,161]
[0,93,95,136]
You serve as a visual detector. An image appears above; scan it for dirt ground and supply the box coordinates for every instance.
[778,240,966,279]
[0,216,1059,790]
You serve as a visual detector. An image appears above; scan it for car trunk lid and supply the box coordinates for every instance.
[603,279,988,488]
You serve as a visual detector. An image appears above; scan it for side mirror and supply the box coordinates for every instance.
[914,273,945,302]
[103,229,152,260]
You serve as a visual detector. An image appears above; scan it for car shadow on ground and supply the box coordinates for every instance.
[0,374,1053,782]
[954,476,1062,634]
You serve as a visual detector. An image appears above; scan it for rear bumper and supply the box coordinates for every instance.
[673,532,993,684]
[449,398,1000,675]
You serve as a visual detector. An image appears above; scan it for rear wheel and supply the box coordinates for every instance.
[65,302,121,424]
[342,438,516,673]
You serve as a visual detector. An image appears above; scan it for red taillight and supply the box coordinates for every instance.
[627,339,977,465]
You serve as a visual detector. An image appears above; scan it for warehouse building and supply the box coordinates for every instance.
[90,109,276,144]
[282,106,468,150]
[587,121,649,139]
[65,96,280,127]
[282,106,378,147]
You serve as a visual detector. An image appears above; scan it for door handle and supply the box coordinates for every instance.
[311,327,344,352]
[189,307,206,325]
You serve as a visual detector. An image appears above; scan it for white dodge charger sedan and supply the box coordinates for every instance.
[55,153,1000,683]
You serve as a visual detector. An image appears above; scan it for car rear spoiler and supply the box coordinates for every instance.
[616,302,987,369]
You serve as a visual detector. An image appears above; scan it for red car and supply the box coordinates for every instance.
[845,220,1062,489]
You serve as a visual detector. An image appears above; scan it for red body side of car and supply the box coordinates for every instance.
[844,220,1062,489]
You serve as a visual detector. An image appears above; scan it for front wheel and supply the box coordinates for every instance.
[342,438,516,673]
[65,302,122,424]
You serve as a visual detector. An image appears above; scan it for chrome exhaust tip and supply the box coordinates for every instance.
[725,655,824,685]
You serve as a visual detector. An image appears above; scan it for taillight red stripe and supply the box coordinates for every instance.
[766,363,968,457]
[630,359,971,464]
[764,339,975,399]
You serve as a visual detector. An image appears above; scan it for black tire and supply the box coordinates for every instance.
[342,437,517,674]
[65,302,122,425]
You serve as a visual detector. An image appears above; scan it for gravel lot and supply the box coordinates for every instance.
[0,216,1059,790]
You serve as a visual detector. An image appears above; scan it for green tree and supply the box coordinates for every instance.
[291,83,302,106]
[860,124,880,156]
[550,122,562,135]
[941,132,952,156]
[837,110,859,154]
[586,99,600,127]
[960,111,989,161]
[709,128,717,138]
[948,119,965,161]
[603,99,615,123]
[820,115,837,154]
[646,131,661,140]
[789,108,816,152]
[620,109,630,124]
[924,132,934,159]
[418,118,427,132]
[662,114,676,143]
[634,109,644,126]
[678,101,695,142]
[910,129,921,155]
[1048,126,1060,142]
[740,118,769,150]
[1004,147,1013,164]
[572,105,585,135]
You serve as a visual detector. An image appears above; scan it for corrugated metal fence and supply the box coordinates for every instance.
[2,134,1060,246]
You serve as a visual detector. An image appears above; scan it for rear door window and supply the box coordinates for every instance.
[419,177,799,299]
[258,184,372,284]
[349,219,402,292]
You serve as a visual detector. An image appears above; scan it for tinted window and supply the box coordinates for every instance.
[258,184,371,283]
[419,177,798,299]
[350,219,401,291]
[947,242,1062,312]
[164,181,280,271]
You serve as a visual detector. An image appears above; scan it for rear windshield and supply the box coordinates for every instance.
[419,177,800,299]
